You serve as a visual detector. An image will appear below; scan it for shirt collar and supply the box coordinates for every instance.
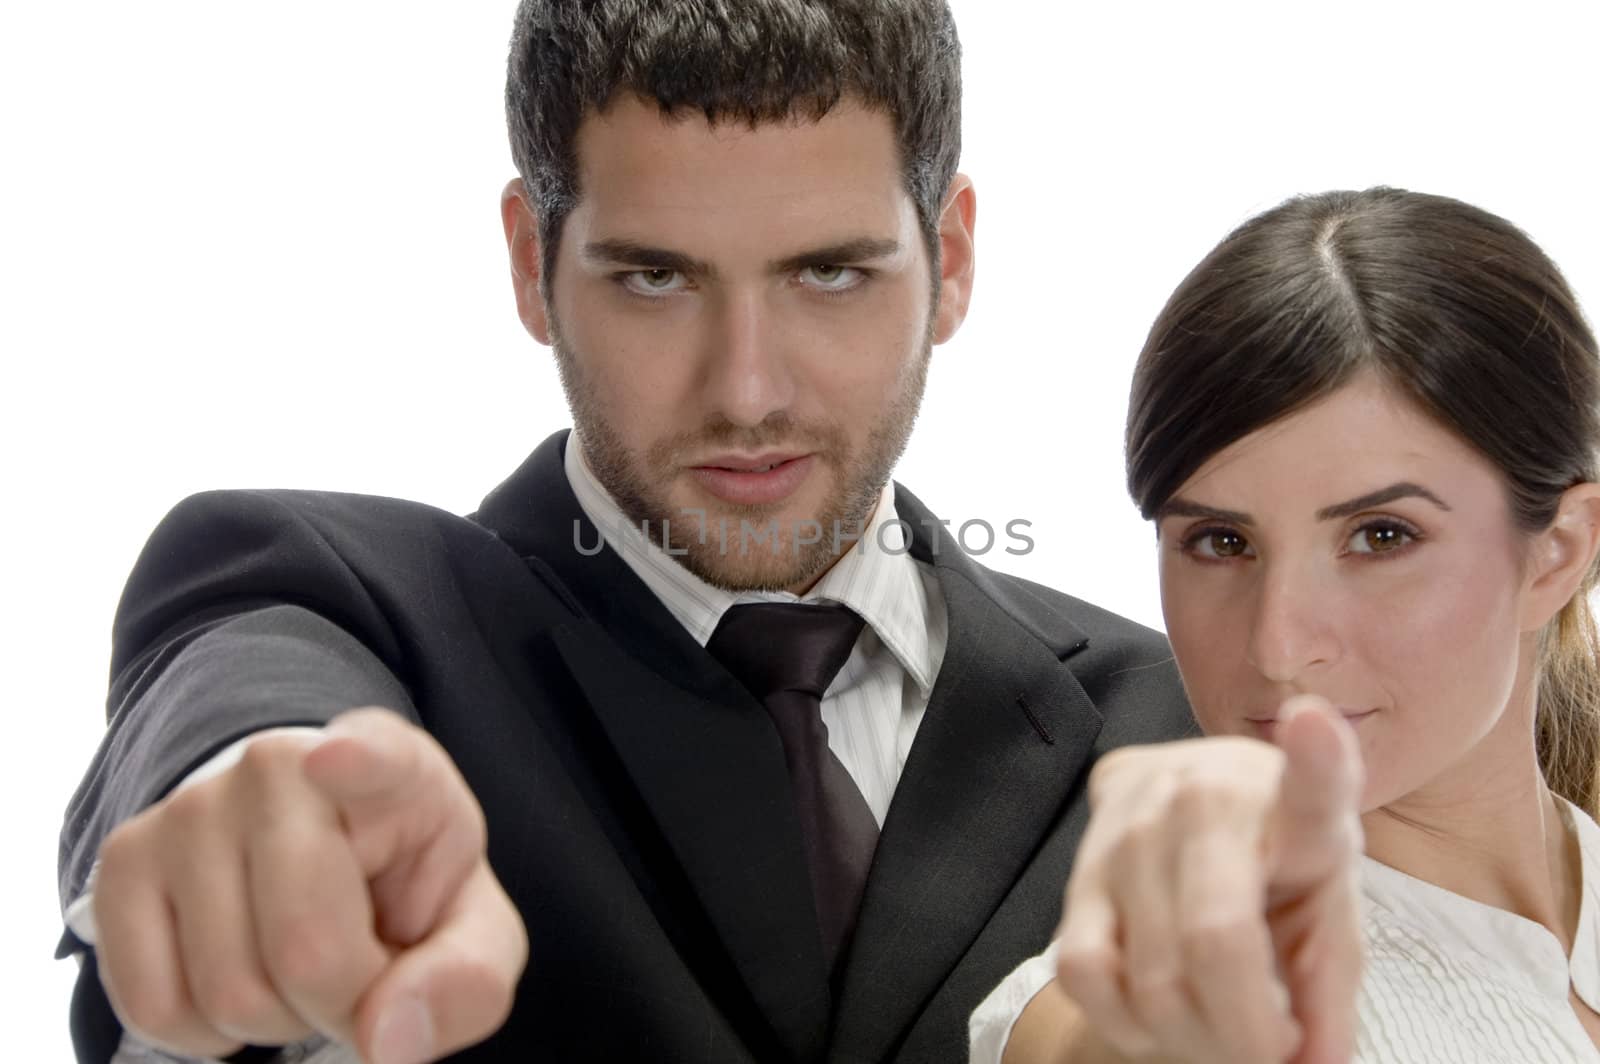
[563,431,939,695]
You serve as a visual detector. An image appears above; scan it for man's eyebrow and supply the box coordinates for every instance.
[770,237,903,274]
[1315,481,1452,520]
[581,240,716,278]
[580,236,903,280]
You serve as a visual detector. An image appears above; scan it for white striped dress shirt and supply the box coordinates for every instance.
[969,798,1600,1063]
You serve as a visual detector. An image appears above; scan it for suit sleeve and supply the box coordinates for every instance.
[58,490,422,1061]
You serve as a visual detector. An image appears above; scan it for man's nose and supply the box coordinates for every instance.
[701,288,796,428]
[1244,561,1341,684]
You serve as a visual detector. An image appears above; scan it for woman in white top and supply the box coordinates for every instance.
[972,187,1600,1063]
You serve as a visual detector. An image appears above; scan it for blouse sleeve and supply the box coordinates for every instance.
[969,940,1062,1064]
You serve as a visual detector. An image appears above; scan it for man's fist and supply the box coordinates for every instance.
[91,708,528,1064]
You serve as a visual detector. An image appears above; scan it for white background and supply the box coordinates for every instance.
[3,1,1596,1058]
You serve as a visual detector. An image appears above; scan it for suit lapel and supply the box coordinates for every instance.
[830,488,1107,1060]
[475,433,832,1062]
[473,431,731,693]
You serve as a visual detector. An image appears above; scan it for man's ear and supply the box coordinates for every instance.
[501,177,551,345]
[930,173,976,345]
[1521,483,1600,631]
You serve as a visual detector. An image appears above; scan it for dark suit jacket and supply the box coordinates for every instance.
[59,430,1194,1063]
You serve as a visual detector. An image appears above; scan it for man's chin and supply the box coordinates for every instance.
[674,536,842,594]
[634,469,883,591]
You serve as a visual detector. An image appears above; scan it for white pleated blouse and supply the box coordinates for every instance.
[970,799,1600,1064]
[1352,798,1600,1062]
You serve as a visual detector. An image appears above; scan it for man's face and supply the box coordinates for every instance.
[504,95,974,592]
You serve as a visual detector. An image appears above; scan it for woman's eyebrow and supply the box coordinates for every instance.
[1156,498,1252,525]
[1157,481,1452,525]
[1315,481,1452,520]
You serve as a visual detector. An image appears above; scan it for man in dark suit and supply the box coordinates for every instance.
[58,2,1200,1061]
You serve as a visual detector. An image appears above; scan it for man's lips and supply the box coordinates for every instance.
[688,453,815,506]
[693,452,806,473]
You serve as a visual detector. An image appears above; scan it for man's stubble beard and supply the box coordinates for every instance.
[550,321,932,592]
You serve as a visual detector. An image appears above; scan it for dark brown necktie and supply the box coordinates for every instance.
[707,602,879,975]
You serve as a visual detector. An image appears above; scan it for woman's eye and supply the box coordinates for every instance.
[621,269,686,295]
[1189,529,1253,559]
[800,264,863,290]
[1348,522,1415,555]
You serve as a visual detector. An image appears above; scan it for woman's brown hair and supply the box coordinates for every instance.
[1126,187,1600,813]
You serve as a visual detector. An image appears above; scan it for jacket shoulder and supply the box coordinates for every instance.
[975,567,1194,739]
[973,566,1170,663]
[114,487,581,675]
[156,486,485,542]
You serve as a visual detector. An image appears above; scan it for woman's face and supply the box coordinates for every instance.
[1158,373,1541,812]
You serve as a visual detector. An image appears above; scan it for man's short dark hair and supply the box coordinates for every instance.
[506,0,962,286]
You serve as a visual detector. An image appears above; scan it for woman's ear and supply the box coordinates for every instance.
[1521,483,1600,631]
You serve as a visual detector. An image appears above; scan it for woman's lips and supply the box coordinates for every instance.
[1245,708,1377,742]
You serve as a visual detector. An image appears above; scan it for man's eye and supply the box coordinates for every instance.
[621,269,687,295]
[1347,521,1416,555]
[1187,528,1252,559]
[800,264,863,290]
